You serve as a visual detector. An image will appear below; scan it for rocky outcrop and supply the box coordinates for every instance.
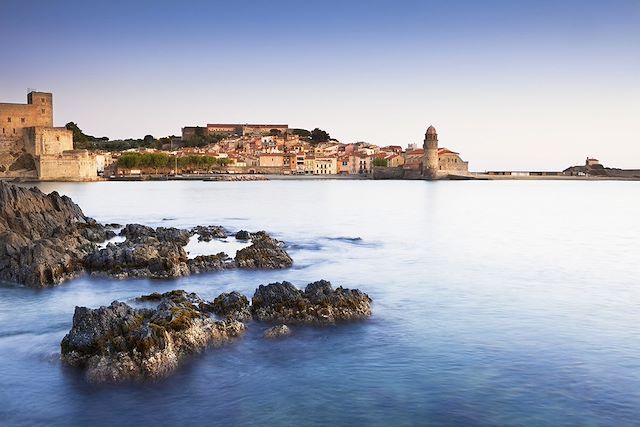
[84,240,190,279]
[252,280,372,324]
[0,182,293,287]
[235,230,251,240]
[61,290,245,383]
[263,324,291,339]
[235,233,293,269]
[187,253,235,274]
[0,181,112,287]
[212,291,252,321]
[61,281,372,383]
[192,225,226,241]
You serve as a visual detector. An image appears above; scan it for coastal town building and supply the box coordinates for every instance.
[182,123,289,140]
[421,126,468,177]
[0,91,97,181]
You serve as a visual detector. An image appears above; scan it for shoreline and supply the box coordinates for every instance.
[2,174,639,183]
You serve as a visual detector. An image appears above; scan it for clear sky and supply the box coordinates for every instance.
[1,0,638,170]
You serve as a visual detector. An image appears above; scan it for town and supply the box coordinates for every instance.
[1,90,637,181]
[0,90,471,181]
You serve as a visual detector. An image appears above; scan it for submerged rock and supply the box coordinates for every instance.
[235,233,293,269]
[252,280,372,324]
[263,324,291,339]
[61,290,244,383]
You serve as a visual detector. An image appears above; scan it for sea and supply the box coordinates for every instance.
[1,180,639,426]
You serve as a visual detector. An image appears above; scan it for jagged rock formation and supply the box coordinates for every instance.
[61,282,373,383]
[61,290,245,383]
[0,181,113,287]
[0,182,293,287]
[235,232,293,269]
[252,280,372,324]
[212,291,252,321]
[192,225,227,241]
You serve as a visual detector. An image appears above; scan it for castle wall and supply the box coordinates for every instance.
[26,127,73,156]
[37,150,97,181]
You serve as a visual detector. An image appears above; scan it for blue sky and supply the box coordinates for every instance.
[1,0,639,170]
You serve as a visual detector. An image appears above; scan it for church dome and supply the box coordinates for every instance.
[426,125,437,134]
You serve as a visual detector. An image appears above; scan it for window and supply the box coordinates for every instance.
[7,117,11,123]
[41,98,45,103]
[2,128,4,134]
[56,136,60,142]
[21,118,25,123]
[13,128,16,134]
[41,109,45,114]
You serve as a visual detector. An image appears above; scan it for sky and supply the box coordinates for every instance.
[1,0,639,170]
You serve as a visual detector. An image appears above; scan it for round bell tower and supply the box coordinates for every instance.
[423,125,438,177]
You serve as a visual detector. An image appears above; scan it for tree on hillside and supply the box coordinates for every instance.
[291,128,311,138]
[65,122,108,149]
[310,128,330,143]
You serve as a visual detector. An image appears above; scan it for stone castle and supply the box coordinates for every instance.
[0,91,97,181]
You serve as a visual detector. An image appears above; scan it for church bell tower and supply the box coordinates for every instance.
[423,125,438,177]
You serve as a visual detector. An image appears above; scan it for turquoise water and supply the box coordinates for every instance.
[1,180,639,426]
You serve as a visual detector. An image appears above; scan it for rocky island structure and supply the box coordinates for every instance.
[61,281,373,383]
[0,181,292,287]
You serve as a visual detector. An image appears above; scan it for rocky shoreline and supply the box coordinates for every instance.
[61,281,372,383]
[0,181,292,287]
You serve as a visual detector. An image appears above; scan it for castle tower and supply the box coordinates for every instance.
[423,125,438,177]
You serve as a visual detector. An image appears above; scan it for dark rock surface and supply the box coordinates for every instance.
[0,181,112,287]
[212,291,252,321]
[263,324,291,339]
[235,233,293,269]
[84,240,190,279]
[61,290,245,383]
[0,182,292,287]
[187,253,235,275]
[192,225,226,241]
[235,230,251,240]
[61,281,372,382]
[252,280,372,324]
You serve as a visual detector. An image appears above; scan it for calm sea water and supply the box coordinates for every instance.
[1,180,639,427]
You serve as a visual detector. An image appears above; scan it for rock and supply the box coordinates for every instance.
[61,290,245,383]
[121,224,191,246]
[0,182,293,287]
[105,223,122,229]
[263,324,291,339]
[187,253,235,274]
[235,230,251,240]
[84,239,190,279]
[0,181,111,287]
[212,291,251,321]
[192,225,226,241]
[235,234,293,269]
[251,280,372,324]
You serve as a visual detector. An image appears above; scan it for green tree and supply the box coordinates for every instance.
[291,128,311,138]
[310,128,330,142]
[269,129,282,136]
[373,157,388,167]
